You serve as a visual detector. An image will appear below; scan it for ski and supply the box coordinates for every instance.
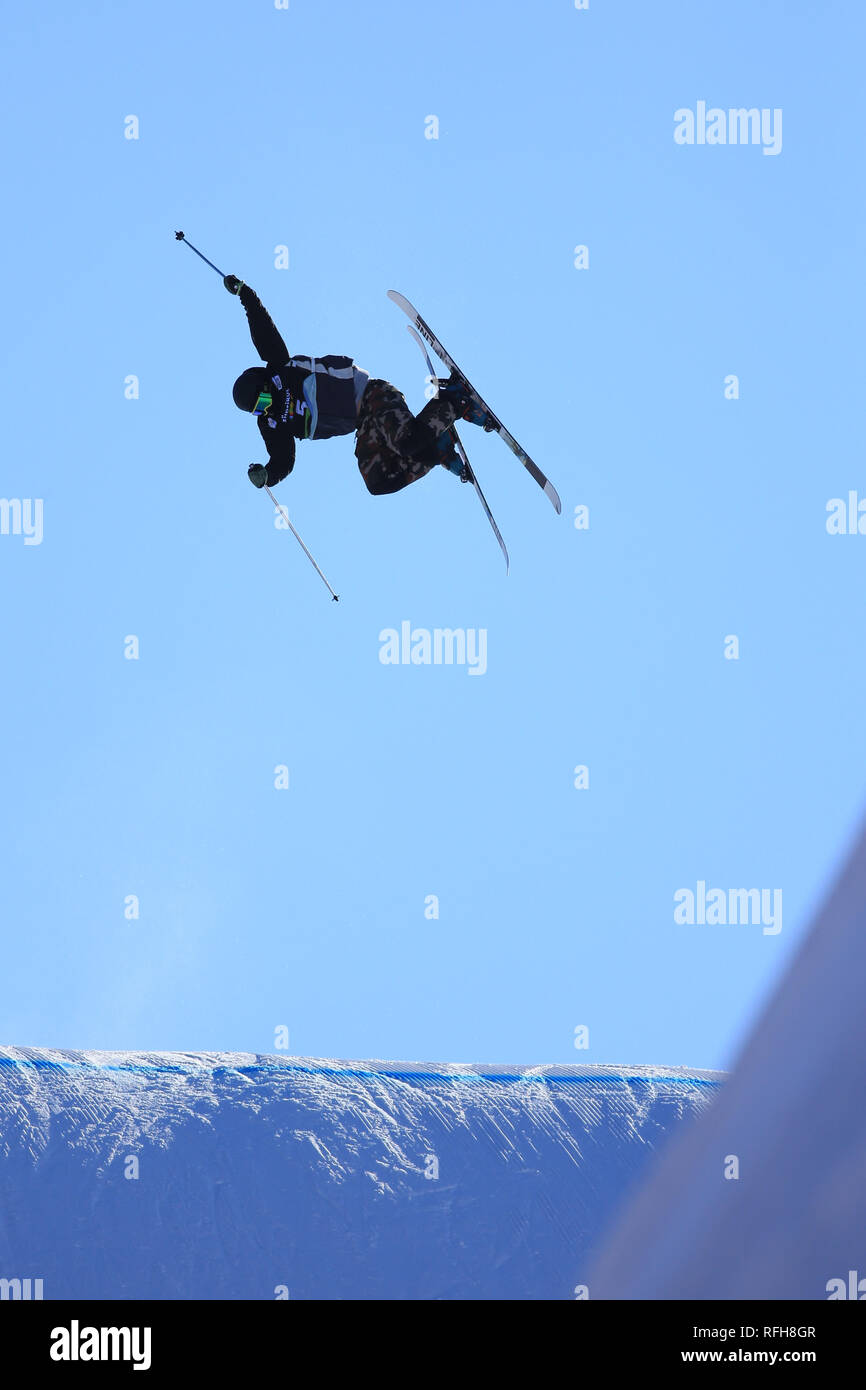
[407,325,510,573]
[388,289,562,514]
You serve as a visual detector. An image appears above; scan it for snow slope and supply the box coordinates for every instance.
[589,818,866,1300]
[0,1050,720,1300]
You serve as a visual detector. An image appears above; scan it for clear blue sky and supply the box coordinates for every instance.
[1,0,864,1071]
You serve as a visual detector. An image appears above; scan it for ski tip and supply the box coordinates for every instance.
[547,484,562,515]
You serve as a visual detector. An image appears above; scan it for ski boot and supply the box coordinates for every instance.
[435,429,471,482]
[436,374,497,432]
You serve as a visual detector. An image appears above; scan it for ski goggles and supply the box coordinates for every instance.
[252,391,273,416]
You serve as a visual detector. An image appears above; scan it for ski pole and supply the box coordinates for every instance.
[264,484,339,602]
[174,230,226,279]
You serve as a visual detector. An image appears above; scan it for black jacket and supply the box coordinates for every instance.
[240,286,369,486]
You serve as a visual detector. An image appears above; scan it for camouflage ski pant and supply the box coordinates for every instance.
[355,379,461,496]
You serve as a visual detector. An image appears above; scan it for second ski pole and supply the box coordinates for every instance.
[264,485,340,602]
[174,230,226,279]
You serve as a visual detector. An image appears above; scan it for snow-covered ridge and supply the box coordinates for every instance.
[0,1047,721,1300]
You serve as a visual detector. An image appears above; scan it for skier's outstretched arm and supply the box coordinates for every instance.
[264,439,295,487]
[224,275,289,365]
[248,432,296,490]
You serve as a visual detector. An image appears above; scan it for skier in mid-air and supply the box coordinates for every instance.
[224,275,494,495]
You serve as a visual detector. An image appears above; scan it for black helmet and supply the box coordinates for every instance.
[233,366,271,412]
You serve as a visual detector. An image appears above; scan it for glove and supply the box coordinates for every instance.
[248,463,268,489]
[224,274,244,295]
